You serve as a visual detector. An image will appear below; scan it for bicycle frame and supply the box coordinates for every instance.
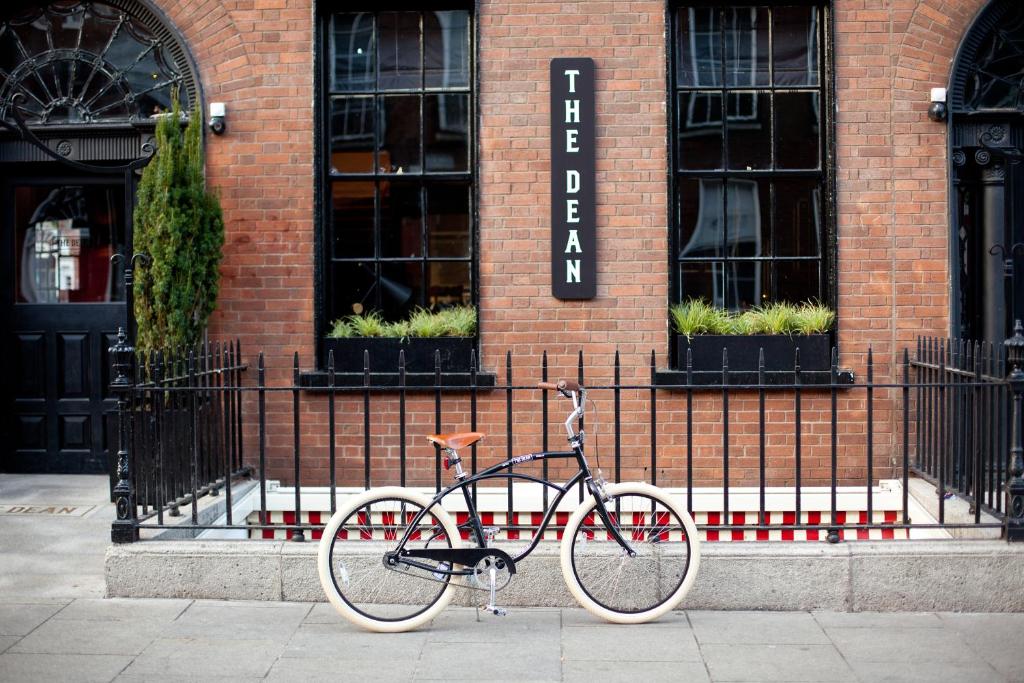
[386,441,637,579]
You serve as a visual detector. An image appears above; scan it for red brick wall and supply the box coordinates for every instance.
[148,0,985,491]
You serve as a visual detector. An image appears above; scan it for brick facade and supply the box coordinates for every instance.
[150,0,987,488]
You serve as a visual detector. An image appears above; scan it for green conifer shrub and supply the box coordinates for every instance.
[133,97,225,358]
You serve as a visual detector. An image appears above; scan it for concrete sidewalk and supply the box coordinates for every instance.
[0,598,1021,682]
[0,474,111,599]
[1,475,1022,682]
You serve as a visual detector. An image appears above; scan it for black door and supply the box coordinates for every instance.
[952,119,1024,344]
[1,170,127,473]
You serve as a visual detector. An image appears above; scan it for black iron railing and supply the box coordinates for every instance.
[910,338,1010,524]
[109,339,1018,542]
[122,338,249,528]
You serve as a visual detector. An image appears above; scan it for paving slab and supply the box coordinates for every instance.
[120,637,285,678]
[0,572,106,600]
[0,602,67,636]
[560,606,688,628]
[689,609,831,645]
[426,606,561,642]
[700,642,856,682]
[0,636,20,655]
[561,622,703,662]
[9,617,165,656]
[811,610,945,629]
[936,613,1024,679]
[0,652,134,683]
[562,658,710,683]
[0,475,112,601]
[823,626,985,665]
[846,659,1008,683]
[414,640,561,681]
[52,597,191,622]
[166,600,311,639]
[279,621,429,659]
[266,653,421,681]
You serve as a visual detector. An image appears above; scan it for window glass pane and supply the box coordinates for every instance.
[726,91,770,170]
[332,261,376,319]
[427,183,470,257]
[675,8,720,87]
[424,94,469,171]
[775,259,820,303]
[773,179,820,257]
[724,260,766,310]
[331,13,375,91]
[378,95,420,173]
[678,92,723,170]
[679,178,724,259]
[428,261,471,309]
[424,10,469,89]
[680,262,723,307]
[724,7,769,87]
[330,96,375,173]
[775,92,819,169]
[332,181,375,258]
[725,179,769,258]
[14,184,125,303]
[380,181,422,258]
[378,11,420,90]
[773,6,818,86]
[381,261,423,318]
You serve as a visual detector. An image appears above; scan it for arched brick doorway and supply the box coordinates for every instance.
[0,0,199,473]
[950,0,1024,343]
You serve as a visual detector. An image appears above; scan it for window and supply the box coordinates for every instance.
[671,4,830,311]
[0,1,195,125]
[322,8,473,325]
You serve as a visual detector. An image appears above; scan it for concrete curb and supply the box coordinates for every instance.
[105,540,1024,611]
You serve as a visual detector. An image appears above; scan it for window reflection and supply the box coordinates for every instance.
[14,185,125,304]
[326,9,474,322]
[674,4,827,310]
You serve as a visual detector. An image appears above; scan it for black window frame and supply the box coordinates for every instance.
[314,2,478,371]
[667,0,838,369]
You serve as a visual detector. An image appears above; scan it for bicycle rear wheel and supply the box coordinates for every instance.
[560,482,700,624]
[317,486,462,632]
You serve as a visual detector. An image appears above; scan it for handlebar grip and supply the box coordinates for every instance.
[537,380,582,392]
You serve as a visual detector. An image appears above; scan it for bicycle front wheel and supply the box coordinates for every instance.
[560,482,700,624]
[317,486,462,632]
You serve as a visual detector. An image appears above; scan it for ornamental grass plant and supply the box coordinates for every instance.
[670,300,835,338]
[329,305,477,339]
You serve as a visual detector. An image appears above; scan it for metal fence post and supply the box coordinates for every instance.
[110,327,139,543]
[1003,320,1024,541]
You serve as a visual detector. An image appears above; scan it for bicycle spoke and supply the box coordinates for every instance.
[327,495,452,623]
[569,492,692,615]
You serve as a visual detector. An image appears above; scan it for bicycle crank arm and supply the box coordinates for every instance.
[396,547,517,573]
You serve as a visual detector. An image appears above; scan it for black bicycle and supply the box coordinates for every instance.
[317,380,701,632]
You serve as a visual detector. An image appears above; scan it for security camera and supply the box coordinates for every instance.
[927,88,947,122]
[208,102,226,135]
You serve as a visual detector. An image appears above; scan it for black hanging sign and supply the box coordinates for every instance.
[550,58,596,300]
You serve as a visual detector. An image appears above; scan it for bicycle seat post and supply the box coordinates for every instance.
[445,448,467,480]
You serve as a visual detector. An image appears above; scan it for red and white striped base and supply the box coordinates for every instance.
[249,508,907,542]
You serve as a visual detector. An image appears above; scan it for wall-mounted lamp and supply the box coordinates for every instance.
[928,87,947,122]
[208,102,226,135]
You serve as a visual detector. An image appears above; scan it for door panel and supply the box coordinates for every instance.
[3,174,126,474]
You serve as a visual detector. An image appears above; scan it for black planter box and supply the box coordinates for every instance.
[676,334,833,373]
[324,337,477,374]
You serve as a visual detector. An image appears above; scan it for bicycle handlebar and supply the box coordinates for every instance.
[537,379,581,392]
